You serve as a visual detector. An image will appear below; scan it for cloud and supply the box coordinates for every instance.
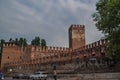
[0,0,103,47]
[59,0,95,12]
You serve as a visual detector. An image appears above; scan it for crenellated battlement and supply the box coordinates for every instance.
[30,39,108,60]
[48,46,70,53]
[3,42,16,47]
[31,45,70,53]
[69,24,85,31]
[73,39,108,52]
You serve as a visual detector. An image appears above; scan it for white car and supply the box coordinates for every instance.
[30,71,47,80]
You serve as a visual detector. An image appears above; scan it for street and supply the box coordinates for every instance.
[3,77,61,80]
[3,77,77,80]
[3,77,31,80]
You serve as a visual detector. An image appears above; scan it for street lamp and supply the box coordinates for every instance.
[9,69,13,77]
[90,56,96,80]
[52,63,57,80]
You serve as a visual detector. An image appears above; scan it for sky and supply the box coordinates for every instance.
[0,0,104,47]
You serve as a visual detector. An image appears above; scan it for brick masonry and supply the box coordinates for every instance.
[0,24,109,74]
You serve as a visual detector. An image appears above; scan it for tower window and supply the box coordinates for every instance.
[8,56,10,59]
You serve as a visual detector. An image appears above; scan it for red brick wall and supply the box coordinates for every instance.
[1,45,21,69]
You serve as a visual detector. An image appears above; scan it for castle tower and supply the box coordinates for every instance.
[69,24,86,49]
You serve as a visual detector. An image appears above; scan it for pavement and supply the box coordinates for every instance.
[3,77,78,80]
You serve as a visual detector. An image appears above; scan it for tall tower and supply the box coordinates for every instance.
[69,24,86,49]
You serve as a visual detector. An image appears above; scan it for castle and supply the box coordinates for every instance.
[0,24,108,73]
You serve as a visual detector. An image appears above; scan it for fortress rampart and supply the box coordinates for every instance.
[1,24,112,74]
[2,39,109,73]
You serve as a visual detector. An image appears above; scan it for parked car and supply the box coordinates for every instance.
[12,73,30,79]
[22,74,30,79]
[30,71,47,80]
[12,74,24,79]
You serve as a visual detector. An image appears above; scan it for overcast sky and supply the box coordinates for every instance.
[0,0,104,47]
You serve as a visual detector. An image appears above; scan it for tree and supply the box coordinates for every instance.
[18,38,27,46]
[41,39,46,49]
[35,37,40,46]
[9,38,14,42]
[31,36,40,46]
[9,38,12,42]
[15,38,19,45]
[0,39,5,52]
[23,38,27,46]
[93,0,120,61]
[31,39,35,45]
[31,37,47,49]
[0,39,5,65]
[19,38,24,46]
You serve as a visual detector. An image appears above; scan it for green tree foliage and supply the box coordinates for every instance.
[9,38,27,46]
[9,38,13,42]
[0,39,5,64]
[0,39,5,52]
[31,36,40,46]
[18,38,27,46]
[15,38,19,45]
[19,38,24,46]
[31,39,35,45]
[41,39,46,48]
[23,38,27,46]
[31,37,47,48]
[93,0,120,61]
[0,39,5,43]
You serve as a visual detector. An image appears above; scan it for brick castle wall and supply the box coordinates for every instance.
[1,24,109,74]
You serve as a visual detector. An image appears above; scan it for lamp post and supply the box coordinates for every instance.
[52,63,57,80]
[9,69,12,77]
[90,56,96,80]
